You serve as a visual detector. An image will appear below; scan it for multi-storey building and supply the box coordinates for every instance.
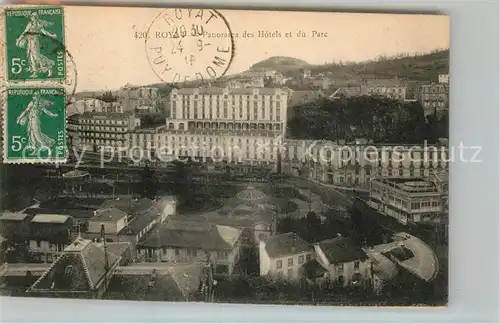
[311,235,372,287]
[117,85,163,114]
[360,79,407,100]
[128,128,157,162]
[148,87,288,170]
[329,79,406,101]
[281,139,449,189]
[259,232,313,281]
[367,171,448,224]
[69,112,141,154]
[419,82,449,117]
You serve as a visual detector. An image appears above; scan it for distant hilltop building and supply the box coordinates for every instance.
[67,98,123,116]
[127,87,289,172]
[419,82,449,117]
[117,85,163,114]
[438,73,449,84]
[329,78,406,101]
[227,77,264,89]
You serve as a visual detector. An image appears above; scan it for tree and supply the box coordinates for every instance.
[288,96,431,144]
[139,165,158,199]
[97,91,117,103]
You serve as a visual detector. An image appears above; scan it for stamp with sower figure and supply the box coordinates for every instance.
[4,87,67,163]
[4,6,66,81]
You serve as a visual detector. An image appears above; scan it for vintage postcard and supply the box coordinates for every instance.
[0,5,449,307]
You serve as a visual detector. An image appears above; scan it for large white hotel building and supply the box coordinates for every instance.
[133,87,290,169]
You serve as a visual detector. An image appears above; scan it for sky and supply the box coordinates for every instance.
[59,6,449,92]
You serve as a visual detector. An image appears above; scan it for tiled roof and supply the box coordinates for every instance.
[90,207,128,222]
[100,197,154,216]
[29,237,123,292]
[264,232,311,258]
[104,274,185,301]
[138,221,241,251]
[119,206,160,235]
[317,236,368,264]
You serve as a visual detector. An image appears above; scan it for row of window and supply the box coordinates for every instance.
[173,103,282,121]
[80,119,127,125]
[364,87,405,93]
[173,94,282,100]
[276,254,312,269]
[157,247,230,260]
[421,86,448,93]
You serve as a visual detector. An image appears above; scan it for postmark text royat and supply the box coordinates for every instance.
[145,9,235,84]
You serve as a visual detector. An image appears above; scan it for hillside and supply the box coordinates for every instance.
[248,56,311,72]
[246,50,449,82]
[306,49,450,81]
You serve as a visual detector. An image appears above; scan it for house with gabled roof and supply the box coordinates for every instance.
[28,214,73,263]
[137,220,242,275]
[259,232,313,281]
[311,235,372,287]
[27,236,130,299]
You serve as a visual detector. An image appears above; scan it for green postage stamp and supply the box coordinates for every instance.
[3,87,67,163]
[4,6,66,81]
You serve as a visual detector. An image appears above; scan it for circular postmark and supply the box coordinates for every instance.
[145,8,235,84]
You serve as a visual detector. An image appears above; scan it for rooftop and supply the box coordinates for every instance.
[316,236,368,264]
[138,221,242,251]
[103,274,185,302]
[172,87,288,96]
[0,212,29,222]
[62,170,90,179]
[156,127,283,138]
[79,111,134,120]
[264,232,311,258]
[236,186,268,202]
[29,237,124,293]
[376,178,439,193]
[100,197,154,216]
[90,207,128,222]
[31,214,70,224]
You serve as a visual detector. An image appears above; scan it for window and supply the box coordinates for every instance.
[188,248,197,257]
[288,257,293,266]
[298,255,304,264]
[337,263,344,272]
[306,254,312,262]
[162,246,167,254]
[276,260,282,269]
[175,249,180,256]
[217,251,228,259]
[354,261,360,270]
[36,240,41,248]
